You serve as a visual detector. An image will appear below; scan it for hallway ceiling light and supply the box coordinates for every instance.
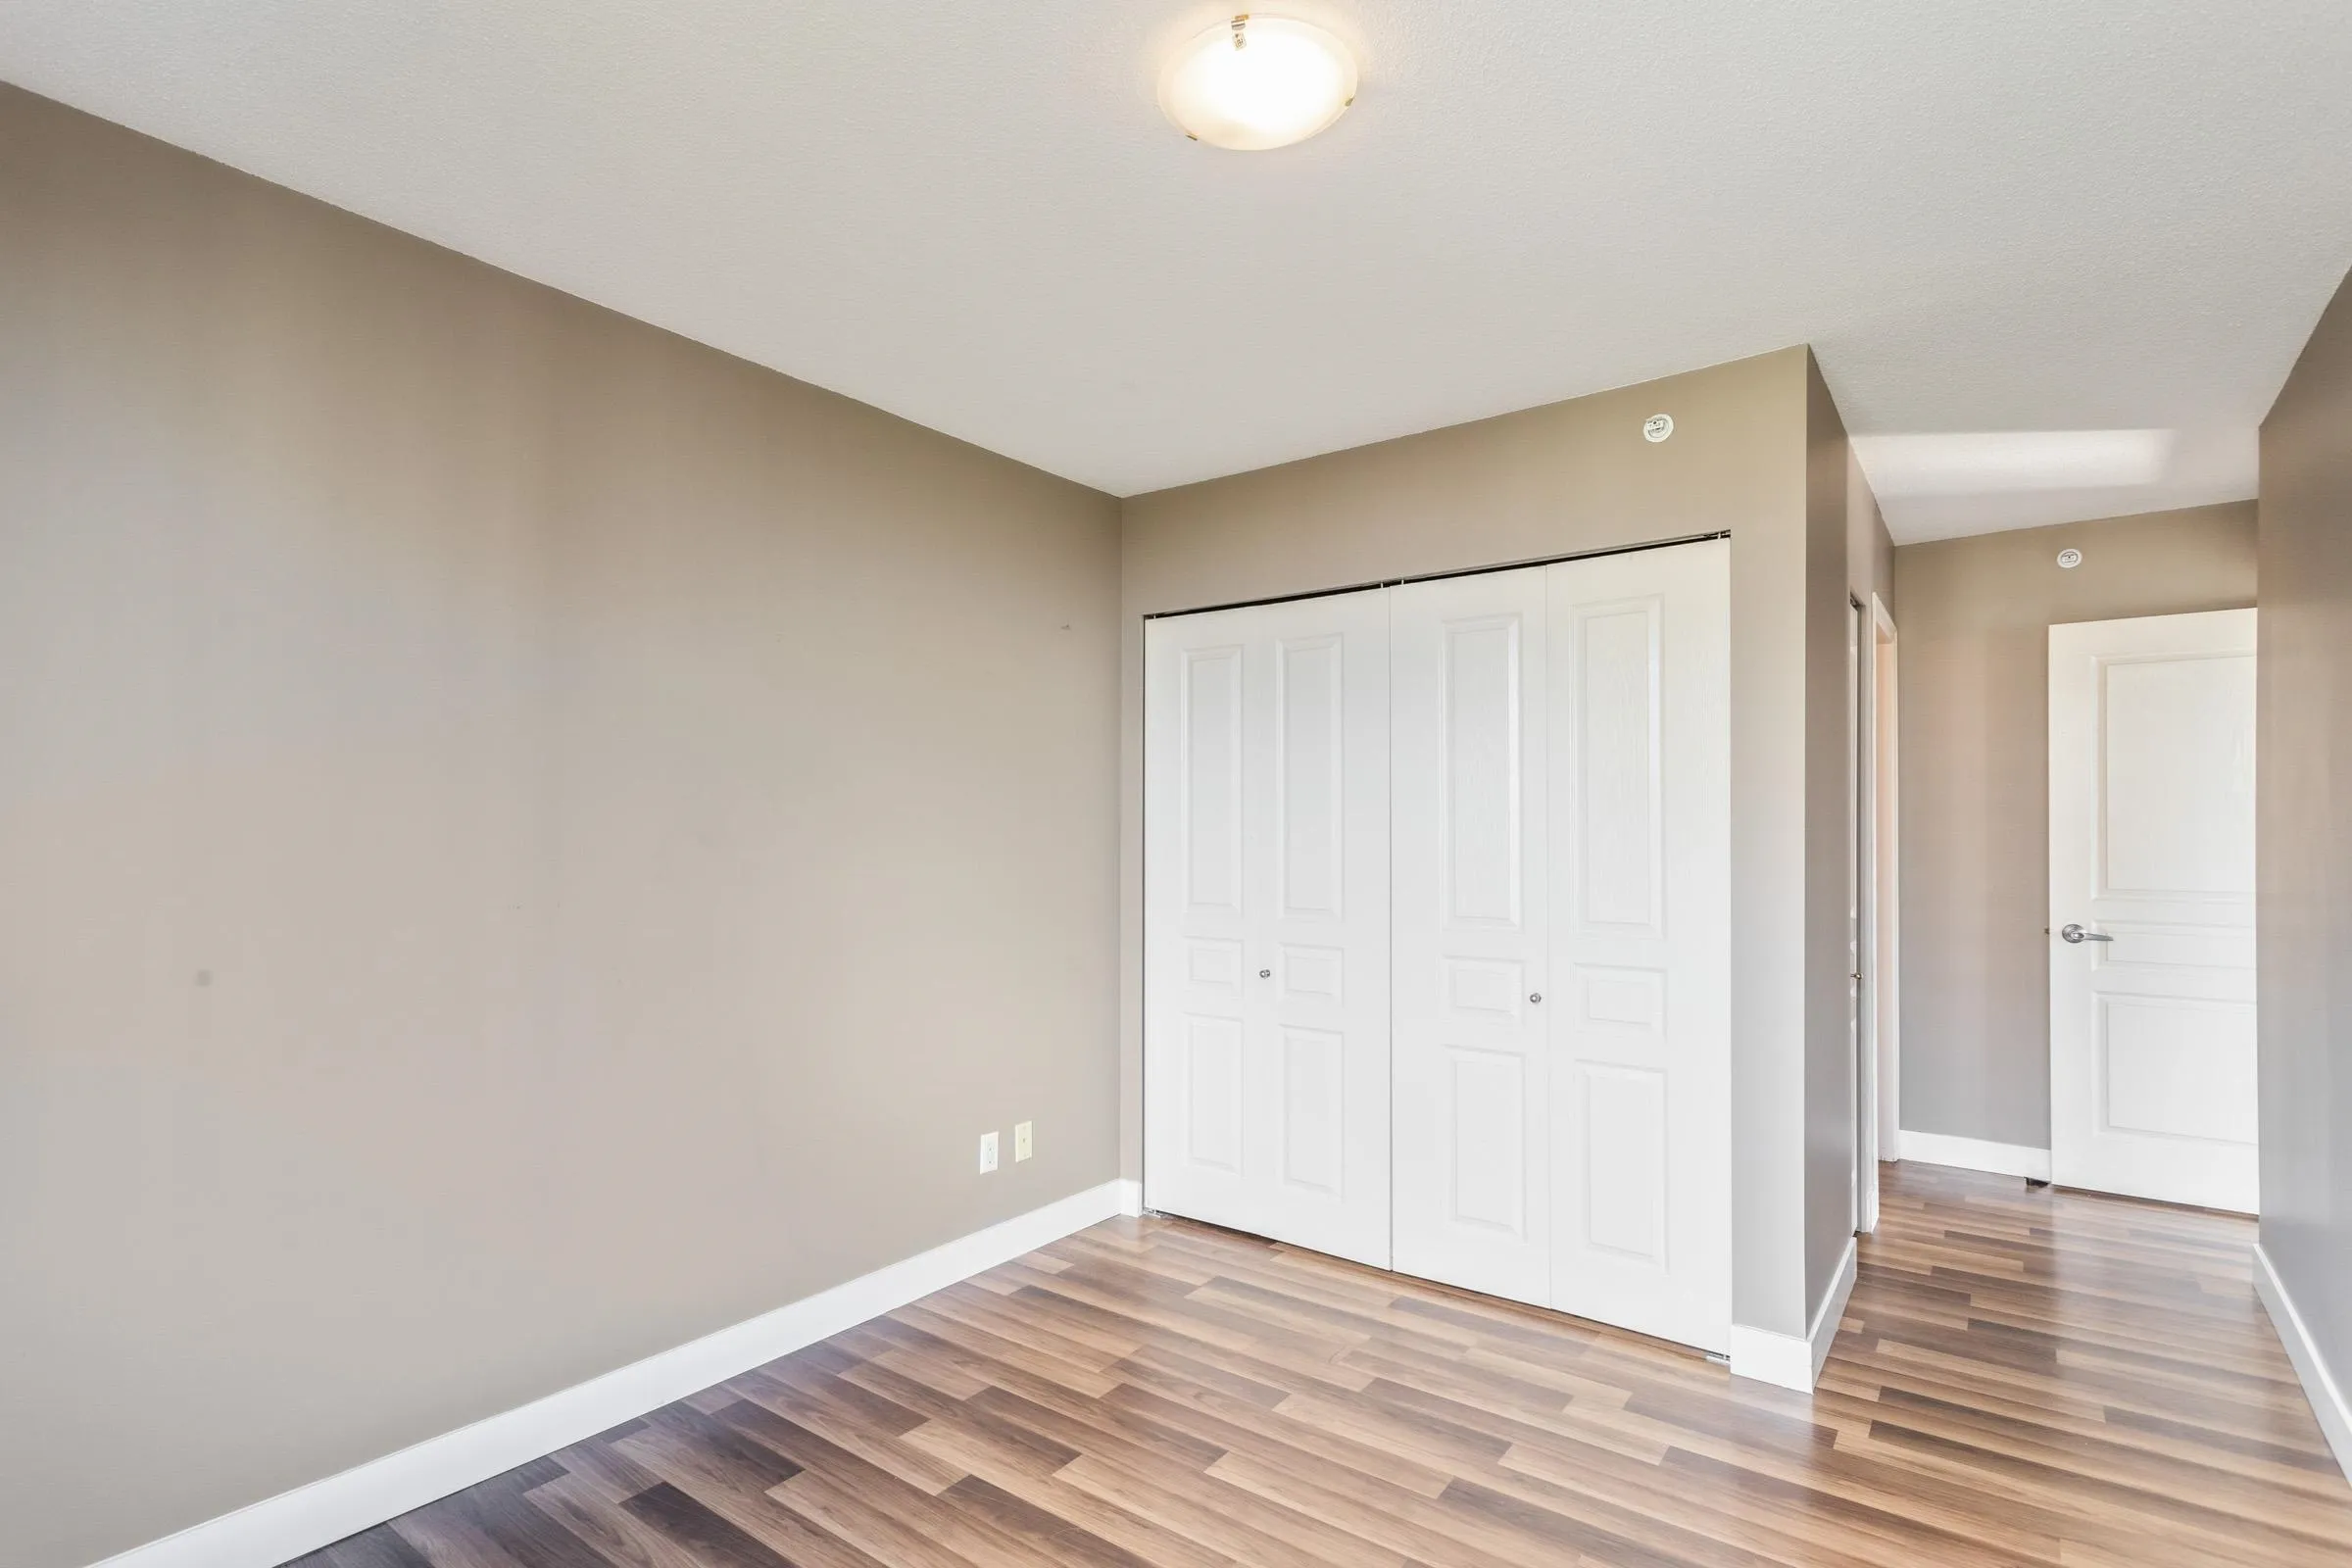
[1160,15,1357,151]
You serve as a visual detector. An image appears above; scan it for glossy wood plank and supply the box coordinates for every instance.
[293,1162,2352,1568]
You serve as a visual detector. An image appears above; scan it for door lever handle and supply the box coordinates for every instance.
[2059,923,2114,944]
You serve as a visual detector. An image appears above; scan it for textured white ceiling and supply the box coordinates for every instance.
[4,2,2349,499]
[1854,428,2261,543]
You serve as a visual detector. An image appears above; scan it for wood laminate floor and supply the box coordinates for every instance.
[299,1162,2352,1568]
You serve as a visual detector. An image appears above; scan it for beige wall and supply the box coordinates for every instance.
[1891,504,2258,1150]
[1120,346,1856,1337]
[1851,450,1897,627]
[2259,264,2352,1421]
[1800,363,1888,1311]
[0,86,1122,1568]
[0,72,1919,1563]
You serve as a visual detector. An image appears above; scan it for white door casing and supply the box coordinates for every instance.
[1390,567,1552,1304]
[2048,609,2258,1213]
[1871,604,1901,1177]
[1144,589,1393,1266]
[1544,541,1733,1352]
[1848,595,1870,1236]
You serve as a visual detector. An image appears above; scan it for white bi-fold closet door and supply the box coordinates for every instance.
[1143,539,1731,1351]
[1143,587,1395,1269]
[1391,541,1732,1353]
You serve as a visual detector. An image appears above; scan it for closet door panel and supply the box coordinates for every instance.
[1146,589,1391,1268]
[1146,635,1252,1228]
[1249,596,1392,1265]
[1391,569,1550,1306]
[1546,540,1732,1354]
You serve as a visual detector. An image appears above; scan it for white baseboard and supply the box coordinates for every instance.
[91,1179,1129,1568]
[1898,1128,2052,1182]
[2253,1243,2352,1485]
[1115,1177,1144,1217]
[1729,1235,1857,1393]
[1727,1322,1812,1392]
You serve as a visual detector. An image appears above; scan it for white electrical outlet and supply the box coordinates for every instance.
[1014,1121,1033,1162]
[978,1130,1000,1173]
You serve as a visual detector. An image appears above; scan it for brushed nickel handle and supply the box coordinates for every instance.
[2059,923,2114,944]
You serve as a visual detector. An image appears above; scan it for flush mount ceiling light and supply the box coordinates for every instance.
[1160,14,1358,151]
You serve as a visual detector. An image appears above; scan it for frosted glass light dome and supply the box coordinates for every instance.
[1159,15,1358,151]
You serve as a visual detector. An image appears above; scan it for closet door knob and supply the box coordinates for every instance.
[1259,968,1272,978]
[1529,992,1544,1004]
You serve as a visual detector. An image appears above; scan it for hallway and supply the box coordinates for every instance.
[304,1162,2352,1568]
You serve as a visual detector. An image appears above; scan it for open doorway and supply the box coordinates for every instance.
[1854,595,1899,1234]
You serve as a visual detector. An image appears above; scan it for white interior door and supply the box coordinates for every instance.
[1390,567,1551,1304]
[2049,609,2257,1213]
[1545,542,1732,1352]
[1144,589,1393,1265]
